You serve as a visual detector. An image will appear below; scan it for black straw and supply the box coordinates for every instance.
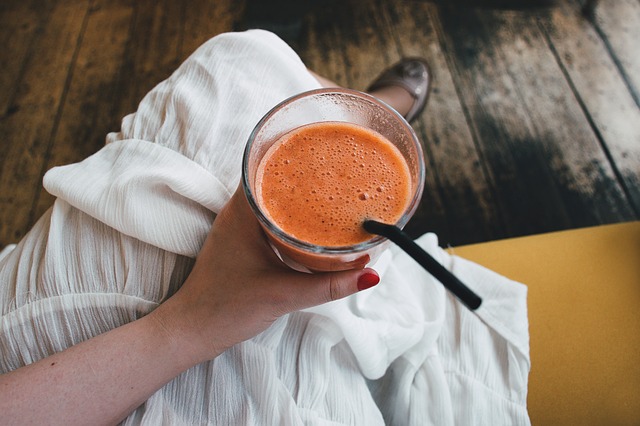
[363,220,482,310]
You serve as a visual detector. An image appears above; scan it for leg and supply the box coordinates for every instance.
[367,85,416,119]
[308,58,430,122]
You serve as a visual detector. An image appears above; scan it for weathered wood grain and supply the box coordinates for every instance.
[110,0,185,123]
[489,8,635,225]
[0,0,51,115]
[388,1,505,245]
[539,0,640,213]
[371,1,454,244]
[297,5,352,88]
[436,4,635,241]
[0,0,52,200]
[297,0,504,245]
[324,0,401,90]
[1,0,638,249]
[32,0,136,221]
[591,0,640,105]
[0,0,90,246]
[180,0,240,59]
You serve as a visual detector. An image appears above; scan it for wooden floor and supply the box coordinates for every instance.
[1,0,639,249]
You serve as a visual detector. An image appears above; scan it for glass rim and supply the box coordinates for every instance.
[242,87,425,255]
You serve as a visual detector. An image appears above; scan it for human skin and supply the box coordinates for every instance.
[307,69,415,117]
[0,69,417,425]
[0,186,378,425]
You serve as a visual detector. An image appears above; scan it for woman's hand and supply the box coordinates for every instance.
[151,185,380,365]
[0,184,379,426]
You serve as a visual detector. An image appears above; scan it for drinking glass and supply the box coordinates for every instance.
[242,88,425,272]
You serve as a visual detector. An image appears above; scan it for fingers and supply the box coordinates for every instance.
[286,268,380,312]
[219,185,381,313]
[206,186,282,266]
[216,186,262,238]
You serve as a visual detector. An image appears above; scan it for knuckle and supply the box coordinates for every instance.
[328,275,341,302]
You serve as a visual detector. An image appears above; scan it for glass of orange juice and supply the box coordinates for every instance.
[242,88,425,272]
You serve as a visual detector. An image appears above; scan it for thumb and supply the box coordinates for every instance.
[289,268,381,311]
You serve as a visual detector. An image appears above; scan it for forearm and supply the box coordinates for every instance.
[0,309,206,426]
[0,186,369,425]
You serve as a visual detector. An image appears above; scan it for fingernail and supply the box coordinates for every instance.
[357,272,380,291]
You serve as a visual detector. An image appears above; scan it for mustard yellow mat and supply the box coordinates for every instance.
[454,221,640,425]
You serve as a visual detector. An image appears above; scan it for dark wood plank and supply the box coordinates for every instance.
[435,3,636,241]
[180,0,240,59]
[373,1,454,244]
[1,0,638,250]
[1,0,242,247]
[0,0,53,217]
[297,0,405,88]
[387,1,506,245]
[324,0,401,90]
[344,0,459,243]
[591,0,640,105]
[110,0,241,124]
[296,0,502,245]
[111,0,185,123]
[0,0,51,114]
[297,1,450,242]
[0,0,90,247]
[539,0,640,213]
[32,0,136,221]
[296,5,353,88]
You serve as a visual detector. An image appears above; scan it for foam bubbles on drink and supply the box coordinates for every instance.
[256,122,411,247]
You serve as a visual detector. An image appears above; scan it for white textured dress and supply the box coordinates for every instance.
[0,30,530,425]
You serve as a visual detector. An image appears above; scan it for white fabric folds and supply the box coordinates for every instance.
[0,30,530,425]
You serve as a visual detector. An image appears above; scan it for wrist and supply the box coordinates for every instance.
[147,292,225,368]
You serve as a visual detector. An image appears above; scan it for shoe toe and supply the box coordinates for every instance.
[367,58,431,122]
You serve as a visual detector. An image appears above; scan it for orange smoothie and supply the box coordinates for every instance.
[256,122,412,247]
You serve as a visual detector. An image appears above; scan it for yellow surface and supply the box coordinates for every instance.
[453,222,640,426]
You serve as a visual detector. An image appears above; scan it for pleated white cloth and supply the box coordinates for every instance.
[0,30,530,425]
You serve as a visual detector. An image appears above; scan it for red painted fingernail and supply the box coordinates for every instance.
[357,272,380,291]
